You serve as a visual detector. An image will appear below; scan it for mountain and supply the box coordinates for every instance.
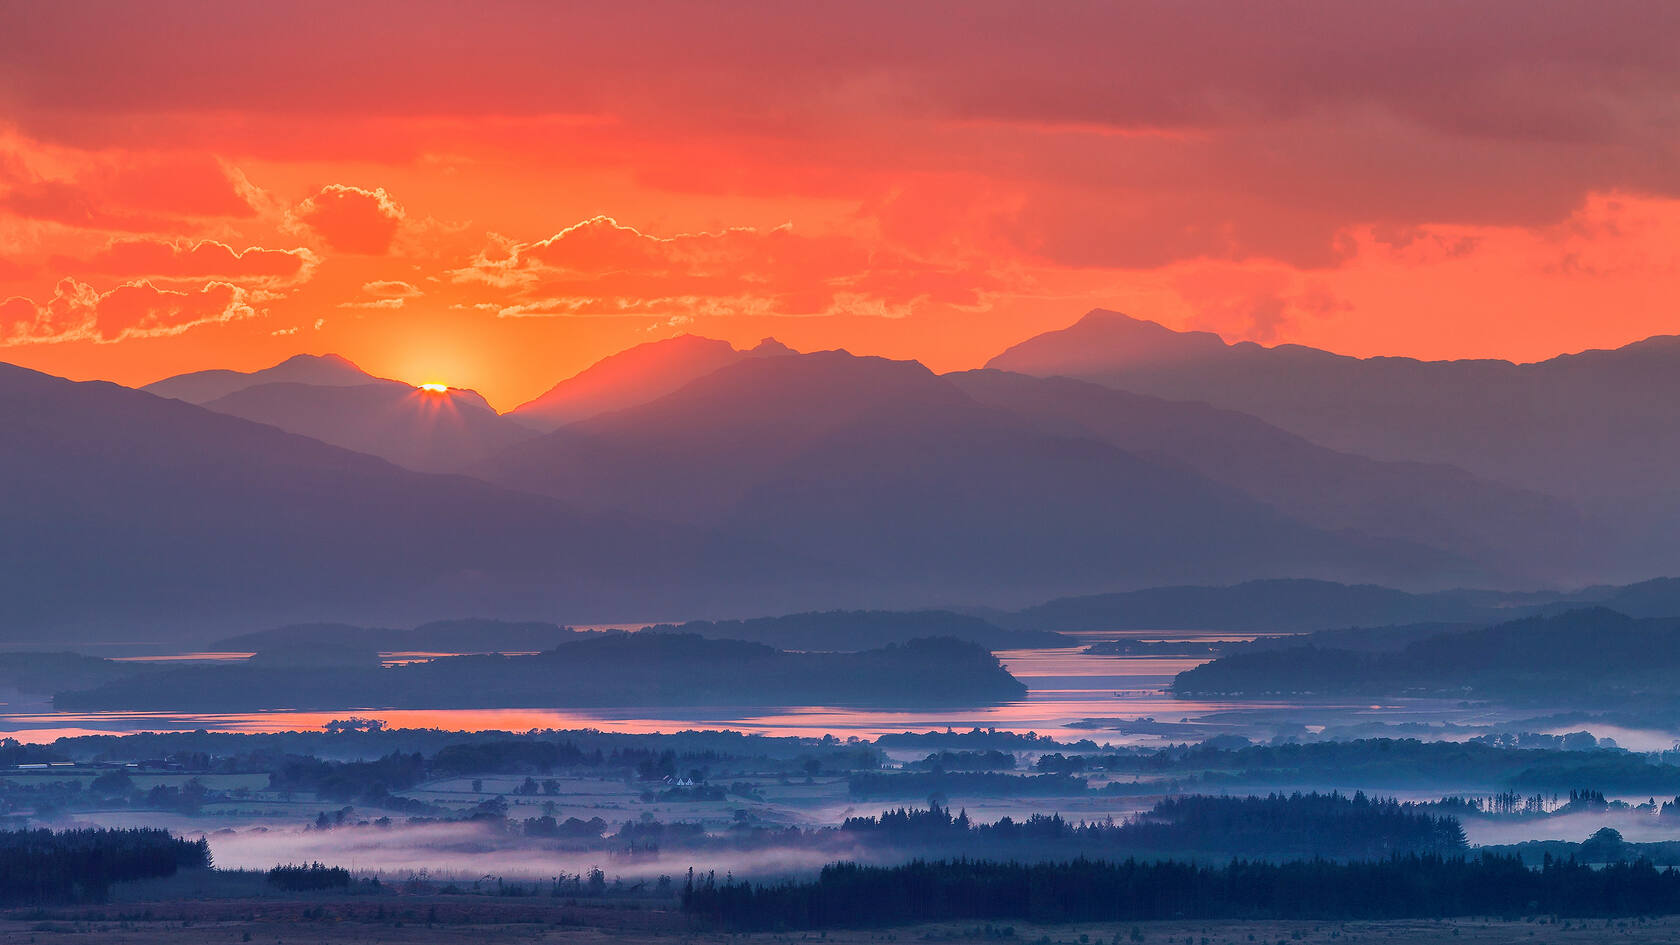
[480,350,1485,603]
[199,379,536,473]
[988,311,1680,505]
[1008,579,1511,633]
[1012,574,1680,637]
[0,361,804,642]
[510,334,796,430]
[947,370,1589,581]
[142,352,377,404]
[144,354,537,472]
[988,311,1680,578]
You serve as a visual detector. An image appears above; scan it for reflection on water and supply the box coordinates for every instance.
[106,650,540,667]
[0,629,1652,748]
[109,652,253,663]
[379,650,538,666]
[0,632,1253,744]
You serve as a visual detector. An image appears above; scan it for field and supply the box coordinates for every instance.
[1,907,1675,945]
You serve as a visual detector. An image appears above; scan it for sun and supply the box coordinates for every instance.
[418,382,449,393]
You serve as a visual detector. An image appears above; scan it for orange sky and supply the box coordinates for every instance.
[2,2,1678,410]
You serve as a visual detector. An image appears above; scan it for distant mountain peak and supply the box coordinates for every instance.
[277,352,362,369]
[750,337,797,356]
[142,351,379,405]
[511,334,795,430]
[987,310,1239,377]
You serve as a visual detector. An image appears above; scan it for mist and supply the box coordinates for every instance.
[195,819,864,881]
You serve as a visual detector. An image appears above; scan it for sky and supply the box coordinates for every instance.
[1,2,1678,410]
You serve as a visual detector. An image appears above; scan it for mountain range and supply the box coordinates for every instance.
[0,362,808,642]
[508,334,795,430]
[12,311,1680,639]
[479,349,1472,598]
[144,354,532,473]
[988,310,1680,509]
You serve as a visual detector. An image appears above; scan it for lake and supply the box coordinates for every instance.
[0,629,1666,749]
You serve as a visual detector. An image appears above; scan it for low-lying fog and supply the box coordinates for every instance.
[204,819,861,881]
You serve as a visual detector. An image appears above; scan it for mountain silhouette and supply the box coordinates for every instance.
[481,350,1483,601]
[200,379,536,473]
[142,352,377,404]
[948,369,1589,582]
[1010,578,1506,633]
[0,361,806,642]
[988,311,1680,502]
[510,334,795,430]
[988,310,1680,578]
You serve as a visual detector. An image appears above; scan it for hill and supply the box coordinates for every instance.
[1172,607,1680,701]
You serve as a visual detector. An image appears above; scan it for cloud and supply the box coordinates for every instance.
[293,185,406,254]
[338,297,406,309]
[5,4,1678,262]
[361,279,422,298]
[454,215,996,320]
[2,278,259,344]
[56,238,317,286]
[0,145,260,230]
[4,2,1680,393]
[337,279,423,309]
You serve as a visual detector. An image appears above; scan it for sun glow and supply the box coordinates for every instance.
[418,382,449,392]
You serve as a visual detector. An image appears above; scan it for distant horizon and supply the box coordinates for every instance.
[7,4,1680,410]
[20,310,1680,414]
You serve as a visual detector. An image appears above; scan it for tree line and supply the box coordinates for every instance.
[0,827,209,904]
[838,793,1465,862]
[685,853,1680,929]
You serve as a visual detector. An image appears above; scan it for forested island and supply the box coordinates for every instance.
[206,610,1066,656]
[1173,608,1680,704]
[48,634,1026,711]
[211,618,585,654]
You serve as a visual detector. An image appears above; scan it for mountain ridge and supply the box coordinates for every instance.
[142,352,380,404]
[480,349,1491,600]
[0,360,819,642]
[987,310,1680,578]
[509,333,797,430]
